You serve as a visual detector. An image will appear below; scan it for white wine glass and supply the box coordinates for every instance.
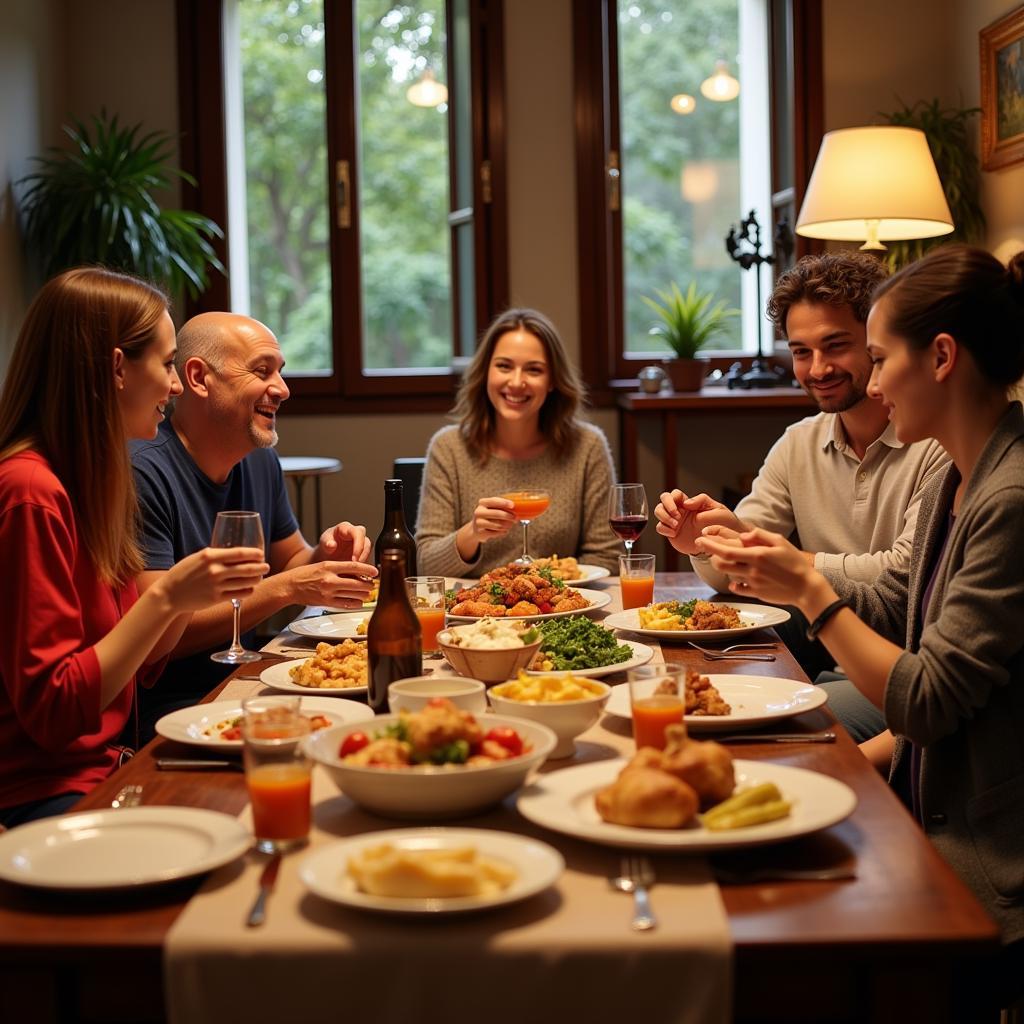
[210,511,265,664]
[608,483,649,554]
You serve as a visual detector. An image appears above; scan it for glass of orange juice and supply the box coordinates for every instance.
[628,665,685,750]
[242,695,312,853]
[405,575,447,655]
[619,553,655,610]
[500,488,550,564]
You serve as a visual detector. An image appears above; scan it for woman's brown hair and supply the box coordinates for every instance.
[0,267,169,584]
[452,308,587,463]
[872,244,1024,387]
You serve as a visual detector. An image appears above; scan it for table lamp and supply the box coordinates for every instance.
[795,126,954,250]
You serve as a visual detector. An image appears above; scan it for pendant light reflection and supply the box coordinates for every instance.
[670,93,696,115]
[699,59,739,102]
[406,69,448,108]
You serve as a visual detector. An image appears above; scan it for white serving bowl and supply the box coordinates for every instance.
[305,714,557,819]
[437,626,542,685]
[388,675,487,715]
[487,680,612,759]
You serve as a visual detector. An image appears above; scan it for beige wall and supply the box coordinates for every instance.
[3,0,1022,550]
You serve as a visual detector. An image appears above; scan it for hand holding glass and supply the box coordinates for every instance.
[211,511,265,664]
[242,695,312,854]
[609,483,649,553]
[501,488,550,565]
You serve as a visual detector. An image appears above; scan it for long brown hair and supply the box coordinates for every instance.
[452,308,586,463]
[0,267,169,584]
[872,244,1024,387]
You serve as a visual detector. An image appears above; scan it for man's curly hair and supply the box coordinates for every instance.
[767,252,889,335]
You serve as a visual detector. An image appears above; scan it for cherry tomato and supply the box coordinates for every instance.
[484,727,524,757]
[339,731,370,757]
[537,601,553,613]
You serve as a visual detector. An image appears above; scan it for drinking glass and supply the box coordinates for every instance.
[501,488,551,565]
[405,576,447,655]
[609,483,649,554]
[242,695,312,854]
[210,510,265,664]
[619,553,656,610]
[628,665,685,750]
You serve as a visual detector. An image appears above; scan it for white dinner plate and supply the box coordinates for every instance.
[260,659,368,698]
[517,759,856,852]
[604,674,828,732]
[299,827,564,914]
[554,563,611,584]
[155,695,374,751]
[447,588,612,623]
[524,638,655,679]
[0,807,252,890]
[289,612,370,640]
[602,602,791,641]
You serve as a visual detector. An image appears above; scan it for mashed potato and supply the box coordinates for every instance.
[347,843,517,898]
[441,617,537,650]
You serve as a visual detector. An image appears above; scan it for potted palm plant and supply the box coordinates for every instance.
[18,111,224,299]
[641,282,739,392]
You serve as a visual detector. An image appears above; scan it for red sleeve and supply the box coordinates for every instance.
[0,500,107,751]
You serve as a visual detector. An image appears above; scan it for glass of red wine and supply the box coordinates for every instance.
[609,483,648,554]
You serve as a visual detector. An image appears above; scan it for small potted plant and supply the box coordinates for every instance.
[641,282,739,391]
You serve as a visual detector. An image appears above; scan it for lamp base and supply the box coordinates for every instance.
[727,359,792,390]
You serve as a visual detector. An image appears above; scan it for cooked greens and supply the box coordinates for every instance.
[536,616,632,671]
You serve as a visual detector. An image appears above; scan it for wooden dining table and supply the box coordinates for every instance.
[0,574,1000,1023]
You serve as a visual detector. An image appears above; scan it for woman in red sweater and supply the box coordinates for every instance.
[0,268,268,826]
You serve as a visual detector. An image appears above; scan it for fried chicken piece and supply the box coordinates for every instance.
[552,594,588,612]
[510,576,538,598]
[451,600,506,617]
[659,723,735,809]
[595,767,699,828]
[686,600,741,631]
[622,746,666,773]
[344,737,411,767]
[507,601,540,616]
[684,669,732,716]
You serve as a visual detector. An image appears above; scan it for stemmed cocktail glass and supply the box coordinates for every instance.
[609,483,649,554]
[502,489,550,565]
[210,511,265,664]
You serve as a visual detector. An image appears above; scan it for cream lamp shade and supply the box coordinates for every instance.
[795,126,954,250]
[406,69,448,108]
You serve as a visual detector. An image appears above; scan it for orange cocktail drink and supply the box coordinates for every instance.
[632,696,684,749]
[247,763,312,842]
[406,576,446,654]
[415,606,446,654]
[619,553,655,610]
[628,665,684,751]
[242,695,312,853]
[503,491,551,521]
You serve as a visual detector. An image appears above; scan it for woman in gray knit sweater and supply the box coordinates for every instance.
[417,309,621,578]
[699,245,1024,1009]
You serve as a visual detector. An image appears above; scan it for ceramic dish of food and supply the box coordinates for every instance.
[388,676,488,715]
[488,677,611,758]
[305,714,557,819]
[0,808,252,890]
[446,588,611,623]
[517,758,856,852]
[604,674,828,733]
[299,827,564,914]
[260,659,368,698]
[602,603,790,642]
[437,624,543,685]
[288,612,369,640]
[155,695,374,751]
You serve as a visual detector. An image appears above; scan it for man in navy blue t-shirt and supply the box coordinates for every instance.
[131,312,375,724]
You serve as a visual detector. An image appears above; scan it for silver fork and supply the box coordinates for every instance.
[110,784,143,809]
[609,856,657,931]
[688,641,779,655]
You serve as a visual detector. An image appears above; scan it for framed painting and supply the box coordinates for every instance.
[980,5,1024,171]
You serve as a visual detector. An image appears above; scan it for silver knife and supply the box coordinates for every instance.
[156,758,243,771]
[247,853,282,927]
[715,731,836,744]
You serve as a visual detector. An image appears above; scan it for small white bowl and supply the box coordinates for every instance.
[487,680,612,759]
[305,714,556,819]
[388,676,487,715]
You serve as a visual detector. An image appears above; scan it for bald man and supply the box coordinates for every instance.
[130,313,374,723]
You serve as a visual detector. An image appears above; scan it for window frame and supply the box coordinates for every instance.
[571,0,823,394]
[175,0,509,413]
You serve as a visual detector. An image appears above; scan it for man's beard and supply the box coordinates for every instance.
[248,419,279,448]
[806,376,867,414]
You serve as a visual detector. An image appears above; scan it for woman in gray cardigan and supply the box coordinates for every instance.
[698,245,1024,1008]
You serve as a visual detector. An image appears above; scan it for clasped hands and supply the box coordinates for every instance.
[297,521,377,608]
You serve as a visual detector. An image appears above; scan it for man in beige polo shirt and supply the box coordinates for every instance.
[655,252,949,742]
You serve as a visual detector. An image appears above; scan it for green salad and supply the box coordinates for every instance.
[535,616,633,671]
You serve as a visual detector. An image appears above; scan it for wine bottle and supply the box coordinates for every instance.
[374,479,417,576]
[367,549,422,714]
